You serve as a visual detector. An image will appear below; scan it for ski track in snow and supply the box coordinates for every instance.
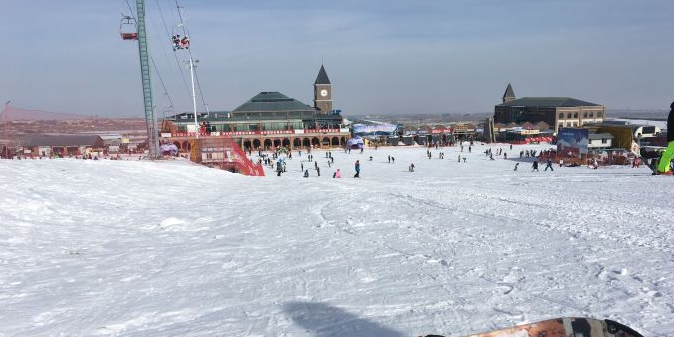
[0,143,673,336]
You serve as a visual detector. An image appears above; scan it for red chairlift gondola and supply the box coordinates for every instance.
[120,16,138,41]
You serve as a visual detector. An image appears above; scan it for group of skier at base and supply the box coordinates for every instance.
[514,158,555,172]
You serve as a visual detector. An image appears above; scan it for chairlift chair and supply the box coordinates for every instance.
[171,24,190,50]
[120,16,138,40]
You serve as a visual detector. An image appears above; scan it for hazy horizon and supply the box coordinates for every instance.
[2,0,673,118]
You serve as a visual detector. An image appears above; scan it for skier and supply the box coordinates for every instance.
[335,169,341,178]
[388,155,391,163]
[544,158,554,171]
[316,166,320,176]
[354,160,361,177]
[409,163,415,172]
[391,157,395,164]
[532,160,539,172]
[514,163,519,171]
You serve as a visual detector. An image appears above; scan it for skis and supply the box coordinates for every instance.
[419,317,644,337]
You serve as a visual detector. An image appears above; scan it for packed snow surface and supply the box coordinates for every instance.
[1,144,673,336]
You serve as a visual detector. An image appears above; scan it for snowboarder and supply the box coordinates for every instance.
[409,163,415,172]
[303,170,309,178]
[354,160,361,177]
[334,169,341,178]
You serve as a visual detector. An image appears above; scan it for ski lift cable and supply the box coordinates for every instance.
[149,56,176,113]
[174,0,188,35]
[145,7,179,111]
[152,0,194,103]
[124,0,136,20]
[173,0,209,114]
[154,0,172,38]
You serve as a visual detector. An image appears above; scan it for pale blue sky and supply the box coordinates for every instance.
[1,0,672,117]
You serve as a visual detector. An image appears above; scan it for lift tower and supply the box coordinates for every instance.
[121,0,160,158]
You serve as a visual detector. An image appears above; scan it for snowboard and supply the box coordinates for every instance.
[420,317,644,337]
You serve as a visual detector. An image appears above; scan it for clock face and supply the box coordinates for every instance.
[320,89,328,97]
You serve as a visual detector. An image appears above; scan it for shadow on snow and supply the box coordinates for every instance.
[283,301,406,337]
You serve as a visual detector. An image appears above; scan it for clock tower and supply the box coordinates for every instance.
[314,65,332,114]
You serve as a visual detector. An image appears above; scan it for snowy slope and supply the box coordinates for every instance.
[0,143,672,337]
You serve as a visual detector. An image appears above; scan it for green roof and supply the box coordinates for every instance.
[497,97,601,107]
[232,92,316,113]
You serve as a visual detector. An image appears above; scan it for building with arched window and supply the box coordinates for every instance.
[161,66,350,151]
[494,84,605,134]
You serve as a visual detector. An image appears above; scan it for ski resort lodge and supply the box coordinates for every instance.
[493,84,606,134]
[161,66,350,152]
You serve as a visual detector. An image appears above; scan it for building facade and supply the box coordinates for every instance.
[494,84,606,134]
[162,66,350,151]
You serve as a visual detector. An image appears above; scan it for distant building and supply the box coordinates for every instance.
[494,84,606,134]
[588,133,614,150]
[22,135,105,157]
[584,121,663,149]
[162,66,349,151]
